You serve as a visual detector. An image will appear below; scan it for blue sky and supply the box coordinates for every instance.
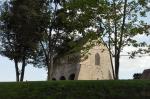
[0,56,47,82]
[0,0,150,81]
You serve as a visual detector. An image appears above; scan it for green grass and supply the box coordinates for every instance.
[0,80,150,99]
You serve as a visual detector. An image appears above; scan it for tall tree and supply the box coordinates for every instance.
[52,0,150,80]
[33,0,102,80]
[0,0,49,81]
[34,0,150,80]
[96,0,150,79]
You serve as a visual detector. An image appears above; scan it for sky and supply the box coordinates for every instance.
[0,56,47,82]
[0,44,150,81]
[0,0,150,81]
[0,0,47,82]
[119,45,150,79]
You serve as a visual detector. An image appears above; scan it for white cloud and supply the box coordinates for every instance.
[119,46,150,79]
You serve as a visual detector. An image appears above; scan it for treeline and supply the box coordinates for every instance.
[0,0,150,81]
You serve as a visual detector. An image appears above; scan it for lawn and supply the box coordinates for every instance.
[0,80,150,99]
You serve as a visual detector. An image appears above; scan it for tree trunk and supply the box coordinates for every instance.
[115,54,120,79]
[14,59,19,82]
[107,17,115,79]
[20,56,26,82]
[108,50,116,79]
[47,54,54,80]
[115,0,127,80]
[113,0,119,79]
[47,58,50,80]
[49,54,54,80]
[45,2,58,80]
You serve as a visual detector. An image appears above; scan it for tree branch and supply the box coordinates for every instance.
[118,0,127,54]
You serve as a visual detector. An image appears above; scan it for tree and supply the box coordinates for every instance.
[133,73,142,79]
[57,0,150,79]
[33,0,64,80]
[96,0,150,79]
[0,0,49,81]
[33,0,102,80]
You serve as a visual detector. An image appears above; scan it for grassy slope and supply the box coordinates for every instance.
[0,80,150,99]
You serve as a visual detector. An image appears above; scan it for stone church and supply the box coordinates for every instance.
[50,40,114,80]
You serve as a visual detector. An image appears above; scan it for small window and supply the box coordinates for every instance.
[95,53,100,65]
[69,73,75,80]
[60,76,66,80]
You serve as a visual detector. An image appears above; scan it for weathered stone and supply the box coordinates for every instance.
[50,43,114,80]
[141,69,150,79]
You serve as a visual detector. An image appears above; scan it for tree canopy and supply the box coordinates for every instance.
[0,0,49,81]
[0,0,150,81]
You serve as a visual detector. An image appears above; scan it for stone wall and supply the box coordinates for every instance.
[51,44,114,80]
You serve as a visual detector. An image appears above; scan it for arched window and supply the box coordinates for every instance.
[69,73,75,80]
[52,78,56,80]
[95,53,100,65]
[60,76,66,80]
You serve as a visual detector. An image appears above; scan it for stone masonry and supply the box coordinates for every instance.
[50,43,114,80]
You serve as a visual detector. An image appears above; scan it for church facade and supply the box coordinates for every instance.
[50,42,114,80]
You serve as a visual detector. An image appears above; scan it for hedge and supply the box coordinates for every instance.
[0,80,150,99]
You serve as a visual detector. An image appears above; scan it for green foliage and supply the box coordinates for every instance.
[138,0,148,7]
[33,0,102,74]
[0,0,49,61]
[0,80,150,99]
[52,0,104,56]
[27,0,150,80]
[64,32,99,54]
[92,0,150,79]
[0,0,49,81]
[1,0,150,80]
[133,73,142,79]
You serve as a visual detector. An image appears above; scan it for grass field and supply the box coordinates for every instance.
[0,80,150,99]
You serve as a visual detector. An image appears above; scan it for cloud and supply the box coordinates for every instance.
[119,48,150,79]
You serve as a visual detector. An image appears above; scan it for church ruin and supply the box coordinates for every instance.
[50,41,114,80]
